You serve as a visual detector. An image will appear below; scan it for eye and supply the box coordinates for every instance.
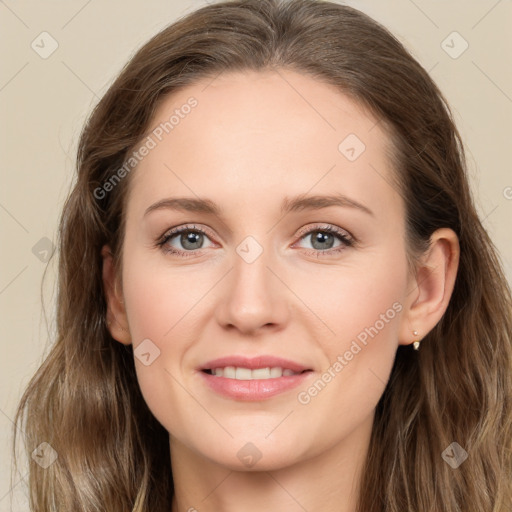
[156,224,215,257]
[156,223,355,258]
[293,223,354,257]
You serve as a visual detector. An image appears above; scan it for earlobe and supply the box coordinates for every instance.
[399,228,460,347]
[101,244,132,345]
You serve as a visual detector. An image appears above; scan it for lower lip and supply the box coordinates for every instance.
[199,370,313,401]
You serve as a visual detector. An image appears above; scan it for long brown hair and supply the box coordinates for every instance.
[12,1,512,510]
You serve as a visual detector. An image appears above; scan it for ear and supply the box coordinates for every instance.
[101,244,131,345]
[399,228,460,347]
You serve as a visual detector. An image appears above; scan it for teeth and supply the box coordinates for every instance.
[223,366,236,379]
[270,367,282,378]
[210,366,300,380]
[251,367,271,379]
[235,367,252,380]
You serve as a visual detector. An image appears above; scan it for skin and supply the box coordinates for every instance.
[102,69,459,512]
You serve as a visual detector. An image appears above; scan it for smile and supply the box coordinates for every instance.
[203,366,305,379]
[198,356,314,400]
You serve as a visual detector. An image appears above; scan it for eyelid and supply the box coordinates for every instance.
[157,223,218,248]
[294,223,354,242]
[157,222,356,257]
[158,223,353,242]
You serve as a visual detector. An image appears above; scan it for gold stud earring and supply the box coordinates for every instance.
[412,330,420,350]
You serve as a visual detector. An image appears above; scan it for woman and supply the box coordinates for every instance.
[12,0,512,510]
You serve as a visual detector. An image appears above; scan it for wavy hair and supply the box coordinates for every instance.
[12,0,512,510]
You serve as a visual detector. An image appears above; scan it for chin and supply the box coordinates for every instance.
[194,432,309,472]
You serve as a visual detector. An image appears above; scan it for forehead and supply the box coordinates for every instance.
[126,69,401,222]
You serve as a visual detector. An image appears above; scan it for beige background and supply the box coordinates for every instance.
[1,0,511,509]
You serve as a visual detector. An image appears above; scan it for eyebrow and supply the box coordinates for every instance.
[144,193,374,218]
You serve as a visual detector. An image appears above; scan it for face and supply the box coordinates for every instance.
[109,69,415,471]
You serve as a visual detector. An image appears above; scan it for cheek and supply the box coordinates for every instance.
[334,261,406,343]
[294,249,407,431]
[122,250,205,342]
[293,242,407,350]
[120,252,221,431]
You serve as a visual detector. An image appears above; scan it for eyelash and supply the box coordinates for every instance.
[156,223,355,259]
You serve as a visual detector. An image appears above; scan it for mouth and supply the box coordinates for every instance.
[198,355,314,400]
[202,367,312,380]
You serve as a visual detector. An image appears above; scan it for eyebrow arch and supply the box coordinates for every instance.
[281,193,374,217]
[144,193,374,218]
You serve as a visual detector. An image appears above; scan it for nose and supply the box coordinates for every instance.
[214,239,290,336]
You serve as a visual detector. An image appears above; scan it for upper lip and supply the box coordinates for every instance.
[199,355,312,373]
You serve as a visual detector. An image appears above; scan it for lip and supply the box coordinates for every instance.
[198,355,314,401]
[199,355,311,373]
